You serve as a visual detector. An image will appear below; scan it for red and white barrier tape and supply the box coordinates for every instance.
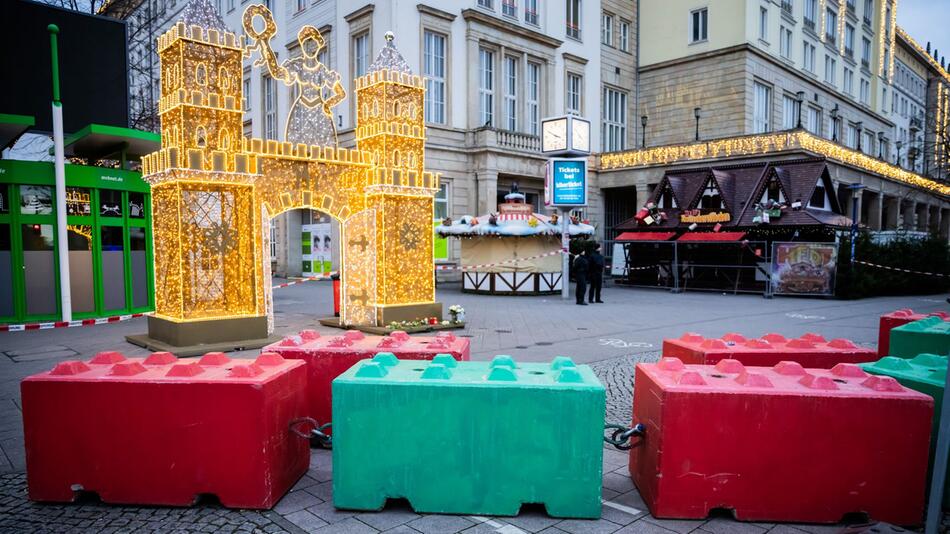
[272,273,337,290]
[435,249,567,271]
[1,312,150,333]
[855,260,947,278]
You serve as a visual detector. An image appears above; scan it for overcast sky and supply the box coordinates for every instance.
[898,0,950,64]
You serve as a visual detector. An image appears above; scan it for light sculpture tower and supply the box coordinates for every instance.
[129,1,441,353]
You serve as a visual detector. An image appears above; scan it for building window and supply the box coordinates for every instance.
[844,67,854,95]
[846,123,858,149]
[434,181,449,220]
[619,19,630,52]
[809,179,829,210]
[527,62,540,135]
[353,33,369,79]
[478,0,493,9]
[861,37,871,67]
[780,26,792,59]
[863,131,874,154]
[524,0,538,25]
[806,106,821,135]
[759,7,768,41]
[700,181,724,210]
[782,94,799,130]
[423,31,446,124]
[262,74,277,140]
[761,179,786,203]
[825,8,837,43]
[804,0,817,26]
[753,81,771,133]
[243,75,251,111]
[567,72,582,115]
[863,0,873,24]
[860,78,870,105]
[479,48,494,126]
[602,13,614,46]
[690,8,708,43]
[824,56,836,85]
[602,86,627,152]
[567,0,581,39]
[504,56,518,131]
[803,41,816,73]
[502,0,516,17]
[844,23,854,56]
[296,0,305,12]
[882,48,890,77]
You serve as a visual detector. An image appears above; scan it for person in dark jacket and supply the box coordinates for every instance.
[588,243,605,303]
[573,248,589,305]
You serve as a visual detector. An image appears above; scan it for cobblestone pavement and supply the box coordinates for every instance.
[0,283,948,532]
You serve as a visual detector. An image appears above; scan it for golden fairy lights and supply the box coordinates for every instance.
[600,130,950,197]
[143,5,439,326]
[877,0,898,81]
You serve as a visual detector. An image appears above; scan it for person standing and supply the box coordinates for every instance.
[588,243,605,303]
[573,248,589,305]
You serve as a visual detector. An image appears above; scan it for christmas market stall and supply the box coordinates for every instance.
[613,159,851,296]
[437,188,594,295]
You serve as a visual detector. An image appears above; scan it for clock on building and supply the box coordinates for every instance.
[541,115,591,156]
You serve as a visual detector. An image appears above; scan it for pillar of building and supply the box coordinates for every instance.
[885,196,899,230]
[929,205,939,233]
[941,208,950,239]
[868,191,883,231]
[636,183,651,207]
[476,170,499,214]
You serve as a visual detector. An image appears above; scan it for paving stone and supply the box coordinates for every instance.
[614,519,681,533]
[501,509,562,533]
[698,517,767,534]
[554,517,623,534]
[381,526,423,534]
[311,517,378,533]
[306,500,357,524]
[407,514,476,534]
[765,526,809,534]
[356,507,421,531]
[283,509,330,532]
[292,475,320,491]
[304,481,333,502]
[273,490,323,515]
[637,516,705,534]
[603,472,636,494]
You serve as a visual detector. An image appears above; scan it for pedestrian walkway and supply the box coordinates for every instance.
[0,281,947,532]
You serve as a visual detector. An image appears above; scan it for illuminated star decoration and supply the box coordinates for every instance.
[400,221,421,250]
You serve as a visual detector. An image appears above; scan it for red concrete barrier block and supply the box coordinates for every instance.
[878,309,950,356]
[662,332,877,369]
[629,358,933,524]
[263,330,470,427]
[22,351,308,509]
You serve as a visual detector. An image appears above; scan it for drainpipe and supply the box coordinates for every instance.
[634,0,641,143]
[49,24,72,323]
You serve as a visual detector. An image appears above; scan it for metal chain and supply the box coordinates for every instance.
[289,417,333,448]
[603,423,645,451]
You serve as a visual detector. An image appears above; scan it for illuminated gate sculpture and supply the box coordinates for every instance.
[130,4,441,351]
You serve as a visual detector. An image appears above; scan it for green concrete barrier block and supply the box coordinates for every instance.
[889,317,950,359]
[862,353,949,508]
[332,355,606,518]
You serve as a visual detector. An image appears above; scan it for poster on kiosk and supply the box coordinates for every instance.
[545,158,588,208]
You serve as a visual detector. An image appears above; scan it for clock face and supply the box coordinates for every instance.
[542,118,568,152]
[571,119,590,153]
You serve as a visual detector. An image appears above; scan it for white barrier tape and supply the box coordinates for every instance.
[855,260,948,278]
[1,312,151,333]
[436,250,567,271]
[272,273,338,290]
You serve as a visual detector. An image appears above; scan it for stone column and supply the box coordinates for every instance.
[635,183,651,207]
[477,169,499,214]
[868,191,883,231]
[941,208,950,239]
[466,34,480,130]
[885,196,899,230]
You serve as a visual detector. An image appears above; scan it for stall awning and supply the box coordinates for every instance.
[64,123,161,160]
[616,232,677,242]
[0,113,35,150]
[676,232,747,242]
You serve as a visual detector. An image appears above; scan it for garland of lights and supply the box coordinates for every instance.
[599,130,950,197]
[143,4,439,327]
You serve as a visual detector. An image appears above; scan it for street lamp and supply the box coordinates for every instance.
[877,131,884,159]
[847,183,867,267]
[796,91,806,129]
[830,104,839,142]
[896,140,903,168]
[856,121,864,152]
[694,107,702,142]
[641,115,648,148]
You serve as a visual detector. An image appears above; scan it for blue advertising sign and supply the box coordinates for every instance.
[549,159,587,206]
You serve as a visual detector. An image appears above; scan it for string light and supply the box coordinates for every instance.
[143,3,439,327]
[600,130,950,197]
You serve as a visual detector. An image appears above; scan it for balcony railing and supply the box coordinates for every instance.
[781,1,793,16]
[502,0,516,17]
[804,18,816,31]
[845,47,854,58]
[497,129,541,152]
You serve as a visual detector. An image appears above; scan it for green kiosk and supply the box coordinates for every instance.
[0,114,159,324]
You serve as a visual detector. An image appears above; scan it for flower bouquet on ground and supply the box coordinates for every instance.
[448,305,465,324]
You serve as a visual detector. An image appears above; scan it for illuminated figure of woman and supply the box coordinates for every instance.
[244,6,345,147]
